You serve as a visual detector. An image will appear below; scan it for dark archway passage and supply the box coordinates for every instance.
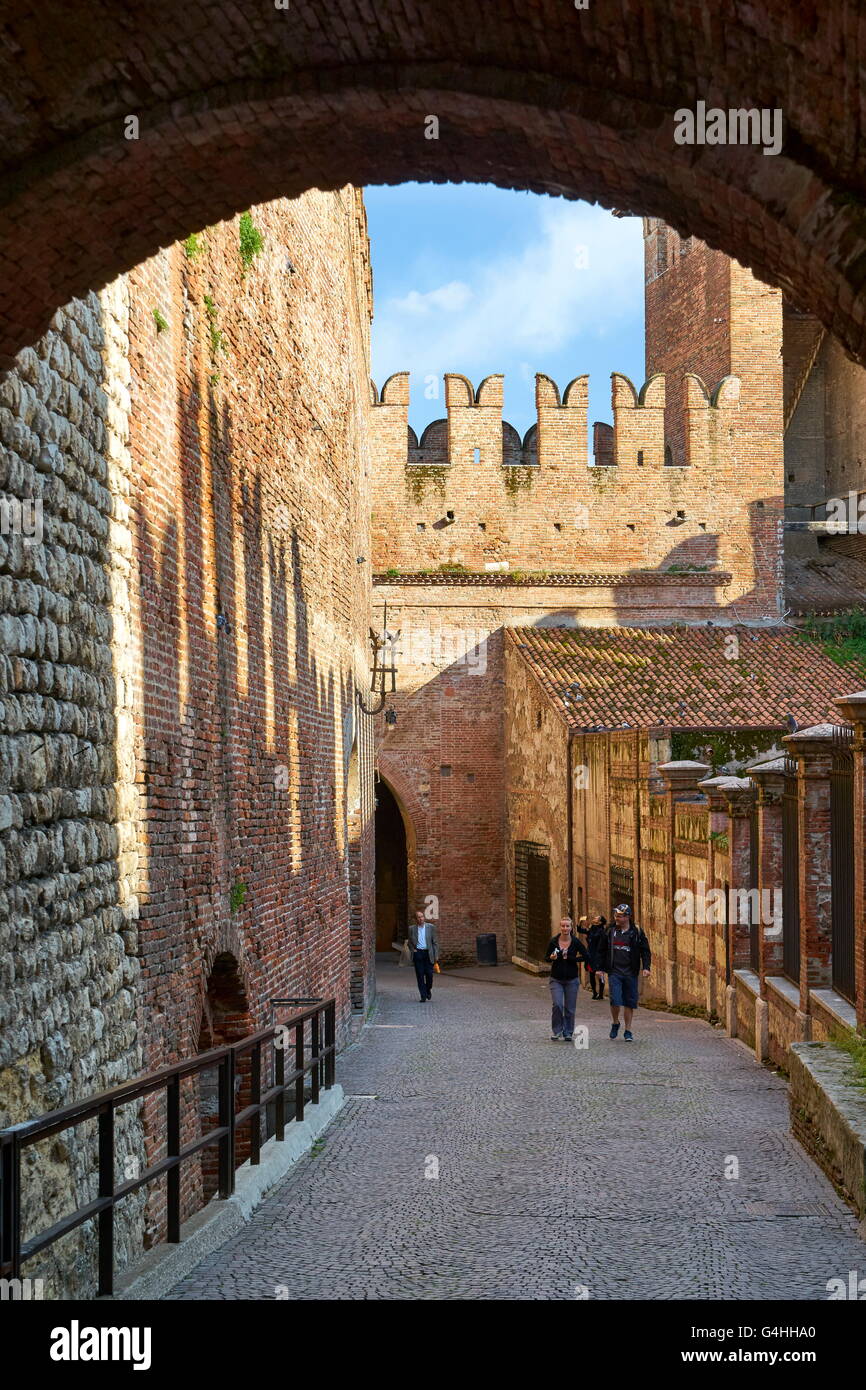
[197,952,254,1201]
[4,3,866,365]
[375,780,408,952]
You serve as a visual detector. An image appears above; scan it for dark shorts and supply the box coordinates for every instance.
[608,971,639,1009]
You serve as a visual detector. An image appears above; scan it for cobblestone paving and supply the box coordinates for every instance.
[166,960,864,1300]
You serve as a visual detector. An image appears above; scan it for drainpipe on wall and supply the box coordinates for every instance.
[567,728,578,919]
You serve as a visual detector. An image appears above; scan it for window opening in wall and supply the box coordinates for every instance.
[473,447,481,464]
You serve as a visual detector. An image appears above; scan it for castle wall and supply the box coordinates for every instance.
[644,222,733,465]
[0,188,377,1293]
[372,369,783,624]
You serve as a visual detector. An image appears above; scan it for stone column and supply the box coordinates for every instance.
[721,779,756,971]
[697,777,731,1023]
[746,757,786,1061]
[833,692,866,1031]
[657,760,710,1006]
[782,725,837,1036]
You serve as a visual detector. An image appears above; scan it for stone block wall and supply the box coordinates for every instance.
[0,187,378,1292]
[0,284,144,1295]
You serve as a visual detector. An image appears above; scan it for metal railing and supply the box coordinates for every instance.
[0,998,335,1296]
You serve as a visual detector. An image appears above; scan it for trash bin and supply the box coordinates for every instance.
[476,933,498,966]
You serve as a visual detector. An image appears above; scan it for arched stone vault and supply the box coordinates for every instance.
[3,2,866,365]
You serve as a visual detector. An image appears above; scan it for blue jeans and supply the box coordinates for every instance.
[608,971,639,1009]
[549,977,579,1037]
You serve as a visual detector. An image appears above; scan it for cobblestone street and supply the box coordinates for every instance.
[166,960,865,1301]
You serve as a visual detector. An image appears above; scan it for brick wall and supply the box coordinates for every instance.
[0,187,378,1290]
[371,364,783,622]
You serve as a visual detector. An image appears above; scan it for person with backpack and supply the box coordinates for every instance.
[577,914,608,1000]
[545,917,589,1041]
[593,904,651,1041]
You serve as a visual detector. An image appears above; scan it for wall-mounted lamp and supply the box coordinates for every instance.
[357,601,400,715]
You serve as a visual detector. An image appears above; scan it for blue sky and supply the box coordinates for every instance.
[365,183,645,438]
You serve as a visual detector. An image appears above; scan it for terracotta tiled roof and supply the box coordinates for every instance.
[507,625,864,730]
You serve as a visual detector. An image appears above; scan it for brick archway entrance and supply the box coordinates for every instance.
[4,4,866,366]
[375,779,410,952]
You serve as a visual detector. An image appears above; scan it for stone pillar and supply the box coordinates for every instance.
[747,758,786,987]
[833,692,866,1032]
[697,777,731,1022]
[782,725,837,1032]
[658,760,710,1006]
[721,779,756,971]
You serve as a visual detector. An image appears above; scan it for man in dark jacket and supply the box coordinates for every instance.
[593,904,651,1041]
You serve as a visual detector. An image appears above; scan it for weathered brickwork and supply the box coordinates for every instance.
[0,188,378,1292]
[372,368,783,622]
[4,3,866,382]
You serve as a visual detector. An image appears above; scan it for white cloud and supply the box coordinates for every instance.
[393,281,474,315]
[372,201,644,399]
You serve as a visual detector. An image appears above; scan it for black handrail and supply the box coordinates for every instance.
[0,997,336,1295]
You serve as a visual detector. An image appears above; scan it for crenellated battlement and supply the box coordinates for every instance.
[370,369,782,618]
[372,370,746,474]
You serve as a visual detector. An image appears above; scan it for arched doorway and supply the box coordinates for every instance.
[375,780,408,951]
[197,952,254,1200]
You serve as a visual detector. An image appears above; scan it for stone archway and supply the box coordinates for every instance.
[374,778,410,952]
[4,3,866,365]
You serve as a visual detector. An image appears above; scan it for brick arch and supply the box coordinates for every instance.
[197,951,254,1200]
[375,767,426,929]
[3,4,866,365]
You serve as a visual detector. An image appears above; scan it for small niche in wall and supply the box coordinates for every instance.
[473,447,481,465]
[478,521,486,531]
[440,765,452,777]
[553,522,562,532]
[417,522,426,531]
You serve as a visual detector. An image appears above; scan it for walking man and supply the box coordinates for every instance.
[408,908,439,1002]
[545,917,589,1041]
[593,904,651,1041]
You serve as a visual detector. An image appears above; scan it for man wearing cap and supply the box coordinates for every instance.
[593,904,651,1041]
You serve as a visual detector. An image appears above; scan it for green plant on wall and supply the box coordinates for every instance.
[504,465,535,497]
[239,211,264,274]
[183,232,206,262]
[800,608,866,671]
[203,294,225,359]
[671,727,781,770]
[230,881,248,913]
[152,308,169,333]
[406,466,447,504]
[708,830,729,852]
